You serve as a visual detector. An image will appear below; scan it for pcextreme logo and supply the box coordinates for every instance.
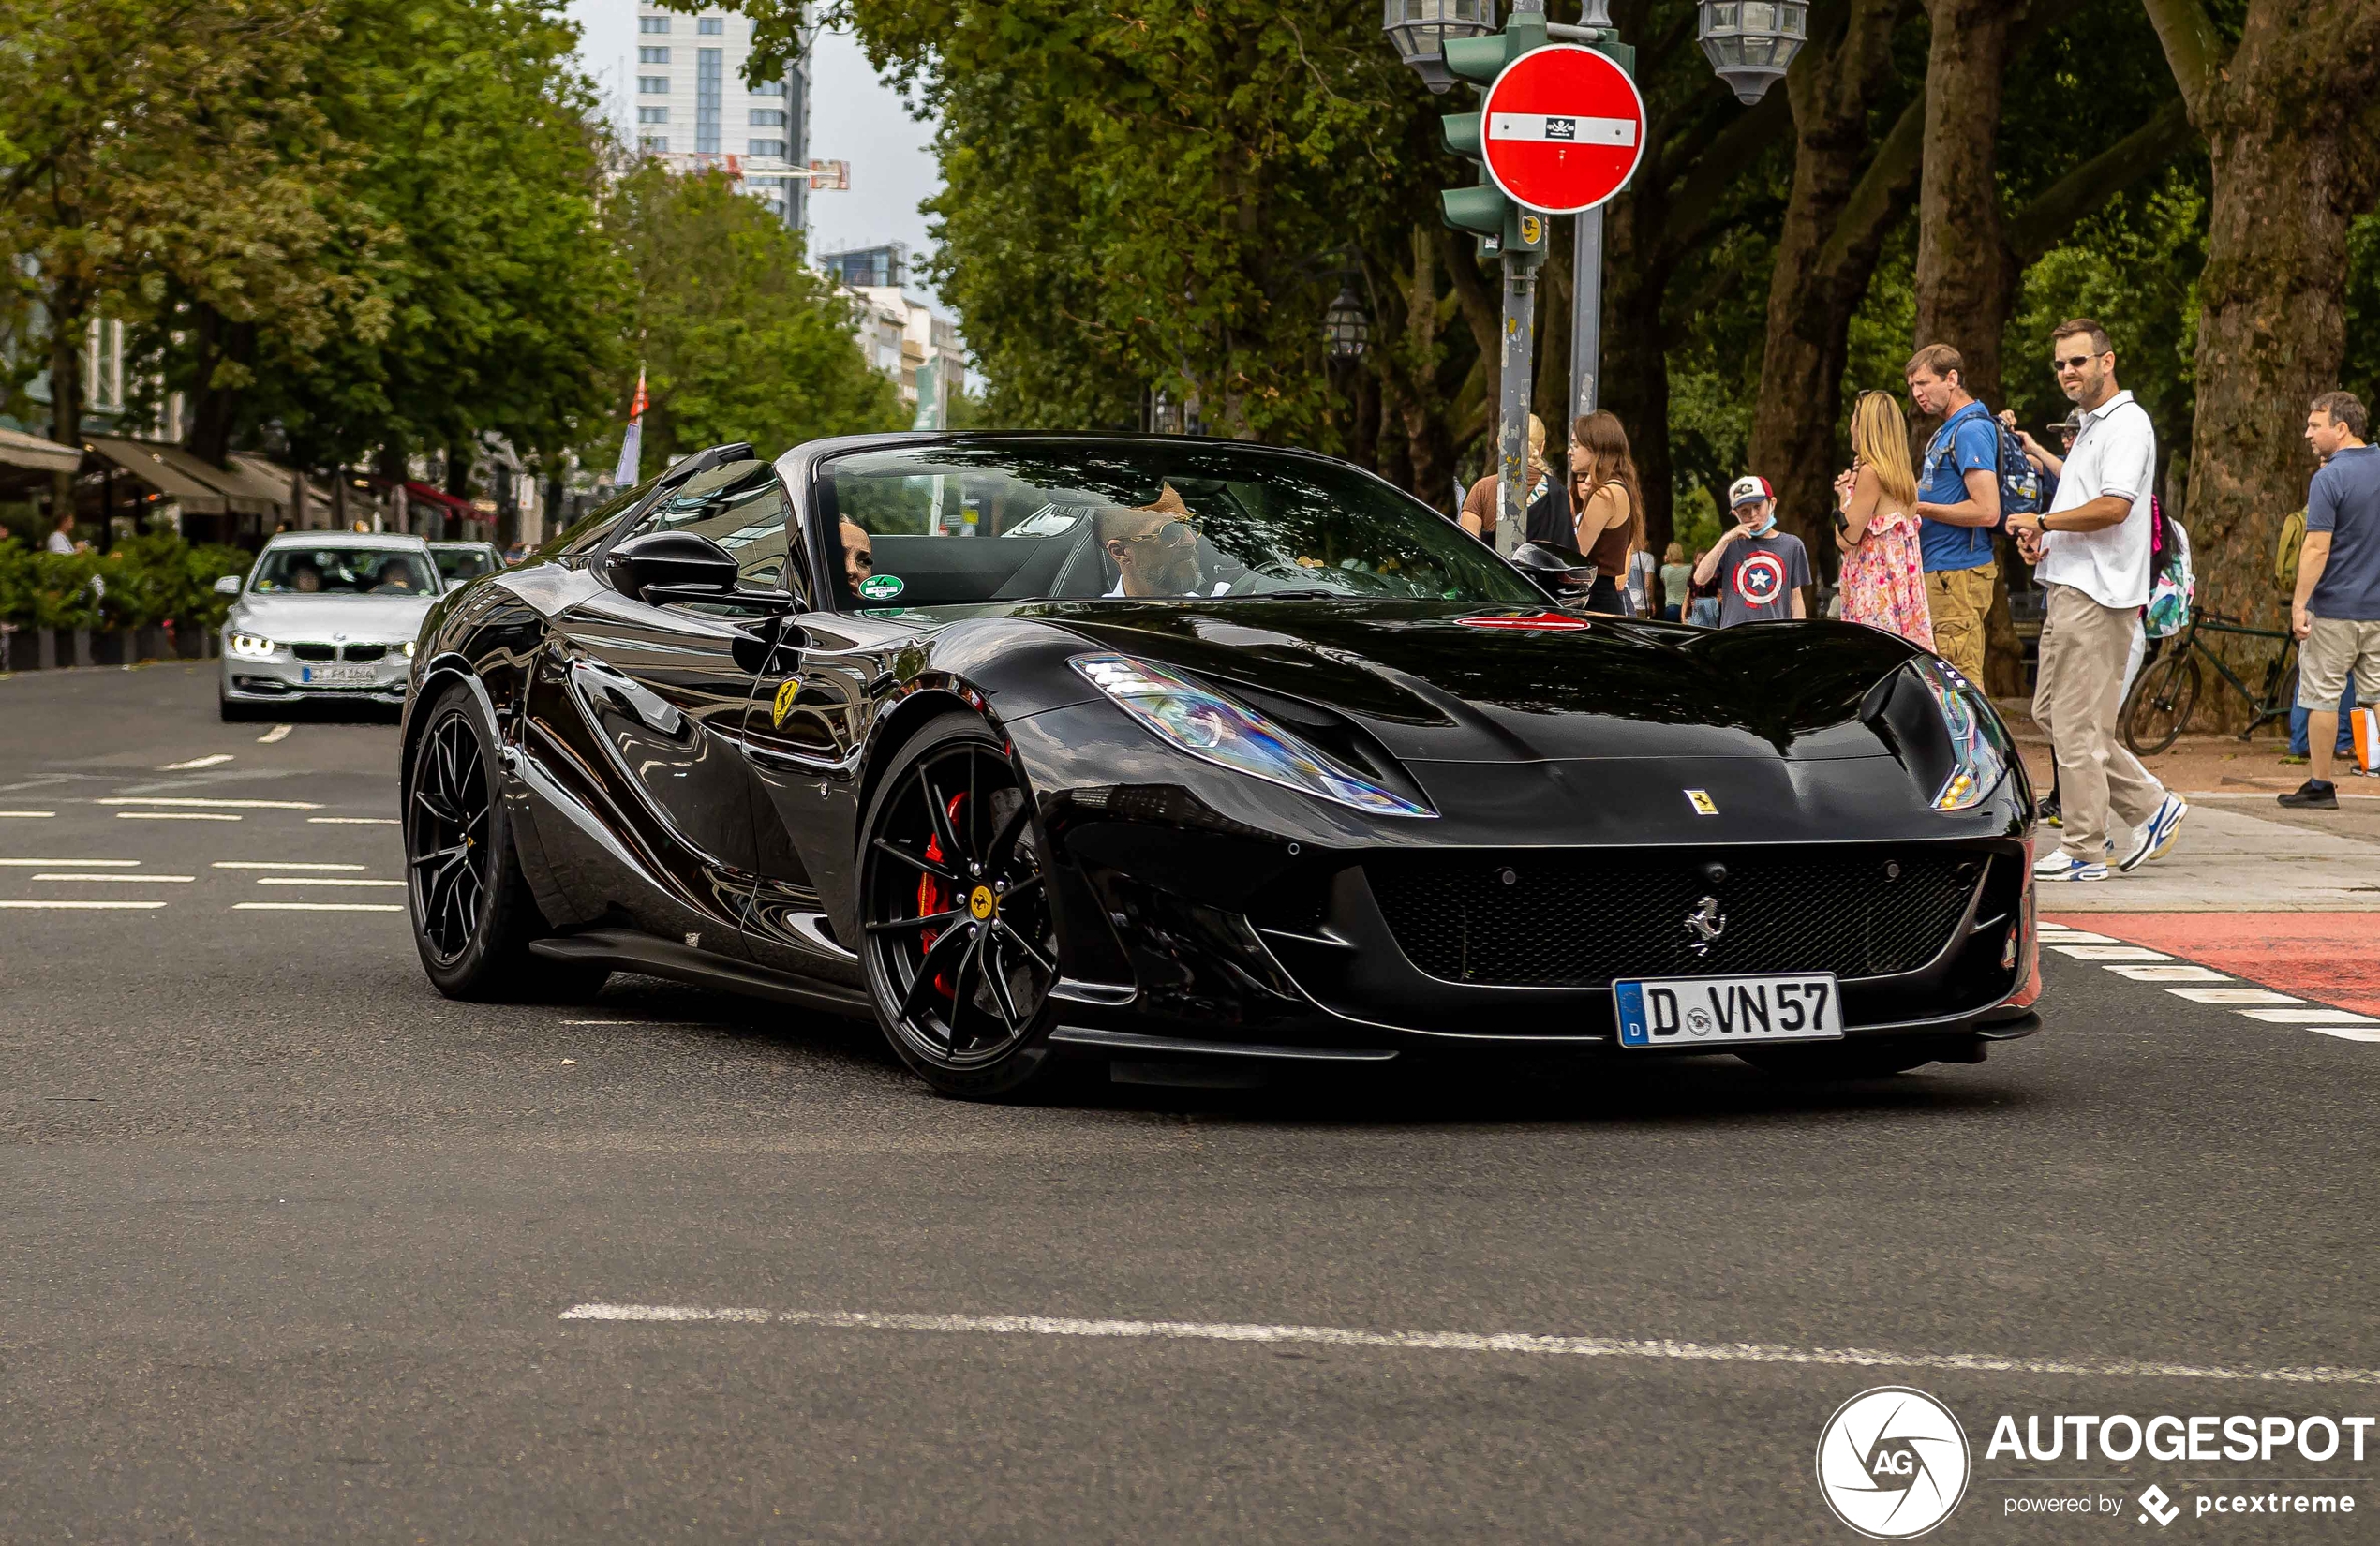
[1817,1387,1971,1539]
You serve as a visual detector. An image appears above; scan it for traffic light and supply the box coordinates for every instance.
[1437,8,1546,262]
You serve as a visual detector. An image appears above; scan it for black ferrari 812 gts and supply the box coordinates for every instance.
[399,435,2041,1097]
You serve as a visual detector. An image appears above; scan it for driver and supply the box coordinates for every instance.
[1097,484,1226,598]
[290,559,323,593]
[840,520,874,597]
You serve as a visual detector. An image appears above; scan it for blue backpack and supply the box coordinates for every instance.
[1993,418,2045,518]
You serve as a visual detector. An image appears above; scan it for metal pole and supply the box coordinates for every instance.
[1496,253,1535,557]
[1569,204,1602,432]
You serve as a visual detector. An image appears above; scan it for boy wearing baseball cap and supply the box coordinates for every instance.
[1689,475,1811,627]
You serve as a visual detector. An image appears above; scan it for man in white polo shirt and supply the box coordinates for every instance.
[2004,318,2187,881]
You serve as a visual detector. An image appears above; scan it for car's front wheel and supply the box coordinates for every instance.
[405,681,607,1003]
[857,714,1064,1100]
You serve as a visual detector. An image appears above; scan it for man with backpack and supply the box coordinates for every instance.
[1906,344,2030,684]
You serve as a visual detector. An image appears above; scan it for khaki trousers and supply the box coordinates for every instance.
[1924,563,1997,685]
[2032,584,2165,860]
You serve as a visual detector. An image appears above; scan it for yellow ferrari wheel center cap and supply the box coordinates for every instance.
[968,885,995,921]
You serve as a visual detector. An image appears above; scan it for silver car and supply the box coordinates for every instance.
[426,540,504,587]
[216,533,442,721]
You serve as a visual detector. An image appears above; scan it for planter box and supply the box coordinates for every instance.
[0,626,217,671]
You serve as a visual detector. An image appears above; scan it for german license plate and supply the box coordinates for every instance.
[1613,973,1843,1048]
[300,664,377,687]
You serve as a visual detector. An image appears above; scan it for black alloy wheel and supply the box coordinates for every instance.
[405,681,607,1003]
[858,715,1064,1099]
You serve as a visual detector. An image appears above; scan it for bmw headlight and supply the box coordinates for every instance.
[1911,656,2011,811]
[1072,653,1434,818]
[227,631,279,661]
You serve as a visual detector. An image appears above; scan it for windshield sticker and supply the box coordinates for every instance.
[857,574,904,601]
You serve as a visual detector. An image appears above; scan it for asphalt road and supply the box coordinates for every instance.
[7,662,2380,1543]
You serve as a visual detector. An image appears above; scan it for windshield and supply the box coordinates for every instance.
[431,545,498,584]
[249,546,438,597]
[818,442,1541,609]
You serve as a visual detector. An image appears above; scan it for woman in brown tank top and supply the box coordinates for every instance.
[1570,410,1645,617]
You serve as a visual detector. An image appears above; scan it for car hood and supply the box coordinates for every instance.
[1007,600,1923,764]
[231,592,437,643]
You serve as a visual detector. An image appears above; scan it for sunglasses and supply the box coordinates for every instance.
[2053,353,2105,372]
[1121,519,1197,549]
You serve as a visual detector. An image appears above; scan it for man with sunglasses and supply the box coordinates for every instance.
[1098,484,1225,597]
[2005,317,2186,881]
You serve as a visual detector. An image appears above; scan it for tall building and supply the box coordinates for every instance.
[573,1,812,230]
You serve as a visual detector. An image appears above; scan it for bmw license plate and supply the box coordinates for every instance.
[1613,974,1843,1048]
[299,664,377,687]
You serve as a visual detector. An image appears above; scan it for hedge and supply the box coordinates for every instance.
[0,534,251,632]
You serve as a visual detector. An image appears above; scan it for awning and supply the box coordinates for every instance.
[228,453,333,520]
[0,424,82,475]
[83,435,233,513]
[403,480,477,516]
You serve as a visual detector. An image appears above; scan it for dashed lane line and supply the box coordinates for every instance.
[159,754,235,771]
[0,858,139,867]
[2048,944,2172,962]
[253,876,404,887]
[114,811,239,822]
[2239,1008,2379,1024]
[30,873,194,883]
[230,901,404,913]
[2104,964,2230,982]
[97,796,320,810]
[0,900,166,911]
[255,724,292,744]
[554,1303,2380,1388]
[211,862,367,871]
[306,817,396,825]
[0,810,54,817]
[2040,923,2379,1040]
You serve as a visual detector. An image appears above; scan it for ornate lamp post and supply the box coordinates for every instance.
[1322,286,1371,362]
[1380,0,1497,94]
[1695,0,1809,105]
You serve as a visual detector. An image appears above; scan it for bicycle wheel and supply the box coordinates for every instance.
[2124,651,2200,756]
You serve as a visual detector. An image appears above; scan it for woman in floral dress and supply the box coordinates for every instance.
[1833,390,1935,649]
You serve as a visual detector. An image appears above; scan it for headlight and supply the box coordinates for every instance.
[227,632,279,661]
[402,639,417,659]
[1072,653,1434,818]
[1911,657,2010,811]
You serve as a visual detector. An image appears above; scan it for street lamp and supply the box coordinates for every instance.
[1323,286,1371,361]
[1381,0,1496,94]
[1695,0,1809,105]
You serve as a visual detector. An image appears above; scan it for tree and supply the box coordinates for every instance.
[596,163,903,468]
[2144,0,2380,634]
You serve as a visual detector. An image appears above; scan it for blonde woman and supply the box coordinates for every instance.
[1833,391,1934,647]
[1569,409,1644,617]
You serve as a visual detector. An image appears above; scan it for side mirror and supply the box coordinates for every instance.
[1510,542,1598,601]
[213,573,243,596]
[605,528,737,602]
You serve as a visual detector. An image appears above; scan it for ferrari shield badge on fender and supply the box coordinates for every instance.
[772,677,799,729]
[1684,789,1718,815]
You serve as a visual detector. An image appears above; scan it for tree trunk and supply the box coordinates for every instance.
[1747,0,1925,560]
[46,278,87,521]
[184,304,256,467]
[375,443,409,533]
[2138,0,2380,730]
[1911,0,2019,412]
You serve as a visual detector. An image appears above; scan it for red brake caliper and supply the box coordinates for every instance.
[915,791,967,997]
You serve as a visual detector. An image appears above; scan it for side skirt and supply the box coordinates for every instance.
[528,928,872,1020]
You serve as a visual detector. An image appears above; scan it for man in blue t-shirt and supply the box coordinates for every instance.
[1905,344,2002,684]
[2283,391,2380,808]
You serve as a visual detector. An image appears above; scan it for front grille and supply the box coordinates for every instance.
[290,642,336,662]
[341,643,388,662]
[1367,848,1983,988]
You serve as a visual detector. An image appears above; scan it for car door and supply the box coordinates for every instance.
[538,462,795,953]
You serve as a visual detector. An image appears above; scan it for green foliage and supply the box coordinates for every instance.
[0,534,247,632]
[596,165,905,469]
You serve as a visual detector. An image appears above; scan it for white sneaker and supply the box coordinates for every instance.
[2119,793,2188,872]
[2037,855,2110,882]
[2033,846,2083,876]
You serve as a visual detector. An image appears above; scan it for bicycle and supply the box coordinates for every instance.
[2120,609,2298,755]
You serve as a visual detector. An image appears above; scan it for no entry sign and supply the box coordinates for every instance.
[1480,44,1647,216]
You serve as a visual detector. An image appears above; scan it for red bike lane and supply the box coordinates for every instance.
[2045,912,2380,1017]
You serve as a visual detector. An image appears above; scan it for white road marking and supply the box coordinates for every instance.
[231,901,404,913]
[159,754,235,770]
[0,858,139,867]
[2035,921,2075,931]
[115,811,240,821]
[2167,987,2301,1005]
[0,810,55,817]
[2053,944,2172,961]
[31,873,194,883]
[2104,964,2230,983]
[2239,1007,2379,1024]
[306,817,397,825]
[0,899,167,911]
[256,724,293,744]
[97,796,320,810]
[2037,930,2120,945]
[2308,1028,2380,1043]
[255,876,403,887]
[554,1304,2380,1387]
[211,861,368,870]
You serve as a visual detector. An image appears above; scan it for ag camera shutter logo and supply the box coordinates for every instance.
[1816,1387,1971,1539]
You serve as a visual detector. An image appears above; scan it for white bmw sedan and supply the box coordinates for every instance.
[216,533,442,721]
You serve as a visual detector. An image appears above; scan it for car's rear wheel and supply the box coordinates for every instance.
[1736,1039,1953,1079]
[405,681,608,1003]
[858,715,1064,1100]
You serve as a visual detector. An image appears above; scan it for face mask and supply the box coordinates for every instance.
[1743,508,1775,536]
